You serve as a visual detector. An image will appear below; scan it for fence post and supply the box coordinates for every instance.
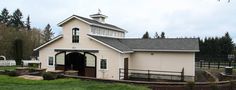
[208,61,211,69]
[181,68,184,81]
[229,61,232,67]
[218,61,220,69]
[39,62,42,69]
[21,61,23,67]
[200,61,202,68]
[234,62,236,69]
[148,70,150,81]
[119,68,121,80]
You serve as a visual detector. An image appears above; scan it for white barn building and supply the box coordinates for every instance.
[34,12,199,81]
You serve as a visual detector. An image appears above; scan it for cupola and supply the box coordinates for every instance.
[90,9,108,23]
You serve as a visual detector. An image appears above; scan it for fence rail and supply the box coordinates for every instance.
[0,60,41,67]
[196,61,236,69]
[119,68,184,81]
[0,60,16,66]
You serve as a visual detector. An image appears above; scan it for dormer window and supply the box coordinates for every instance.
[72,28,79,43]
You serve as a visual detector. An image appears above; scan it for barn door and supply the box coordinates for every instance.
[84,53,96,77]
[124,58,129,80]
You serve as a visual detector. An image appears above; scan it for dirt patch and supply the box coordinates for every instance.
[18,75,43,80]
[195,68,216,82]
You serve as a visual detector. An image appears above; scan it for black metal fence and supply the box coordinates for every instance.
[196,61,236,69]
[119,68,184,81]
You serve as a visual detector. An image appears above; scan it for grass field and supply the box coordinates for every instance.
[0,75,150,90]
[0,66,16,71]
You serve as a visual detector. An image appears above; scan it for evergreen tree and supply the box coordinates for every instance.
[222,32,234,56]
[14,39,23,65]
[0,8,10,24]
[42,24,54,42]
[142,31,150,39]
[196,32,234,61]
[26,16,31,30]
[0,8,43,60]
[161,32,165,38]
[154,32,160,38]
[9,9,24,29]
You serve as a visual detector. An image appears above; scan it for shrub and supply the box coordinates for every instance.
[229,80,236,90]
[185,81,195,90]
[209,82,219,90]
[7,70,19,76]
[56,74,65,79]
[42,72,57,80]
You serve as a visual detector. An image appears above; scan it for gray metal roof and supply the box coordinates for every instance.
[89,35,199,52]
[73,15,126,32]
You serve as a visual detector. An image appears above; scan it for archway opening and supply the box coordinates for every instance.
[65,52,85,76]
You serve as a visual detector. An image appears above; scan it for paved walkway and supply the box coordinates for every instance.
[18,75,43,80]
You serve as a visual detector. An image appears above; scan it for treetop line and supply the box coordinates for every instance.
[0,7,235,64]
[0,8,54,65]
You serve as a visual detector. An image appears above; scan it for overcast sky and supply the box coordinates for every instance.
[1,0,236,42]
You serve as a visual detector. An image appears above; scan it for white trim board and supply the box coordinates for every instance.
[57,15,127,33]
[34,35,63,51]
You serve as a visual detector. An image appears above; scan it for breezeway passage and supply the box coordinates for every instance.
[55,50,97,77]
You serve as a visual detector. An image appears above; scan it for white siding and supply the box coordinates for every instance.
[130,52,195,76]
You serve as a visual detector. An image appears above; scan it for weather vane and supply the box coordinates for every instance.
[98,9,101,14]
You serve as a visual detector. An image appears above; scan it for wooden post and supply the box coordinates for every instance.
[119,68,121,80]
[200,61,202,68]
[234,62,236,69]
[218,61,220,69]
[39,62,42,69]
[148,70,150,81]
[208,61,211,69]
[21,61,23,67]
[181,68,184,81]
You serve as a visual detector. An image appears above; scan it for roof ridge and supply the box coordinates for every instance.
[120,38,199,40]
[90,35,199,52]
[73,15,126,31]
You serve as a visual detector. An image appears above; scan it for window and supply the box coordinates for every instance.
[85,53,96,67]
[105,30,109,35]
[56,53,64,65]
[109,31,112,36]
[101,29,105,35]
[72,28,79,43]
[91,27,95,34]
[48,57,54,66]
[100,59,107,69]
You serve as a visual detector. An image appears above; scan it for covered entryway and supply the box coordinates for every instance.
[54,49,98,77]
[65,52,85,76]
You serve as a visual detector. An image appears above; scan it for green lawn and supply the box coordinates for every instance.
[0,75,150,90]
[0,66,17,71]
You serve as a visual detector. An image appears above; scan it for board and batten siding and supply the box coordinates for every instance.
[91,26,125,37]
[130,52,195,77]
